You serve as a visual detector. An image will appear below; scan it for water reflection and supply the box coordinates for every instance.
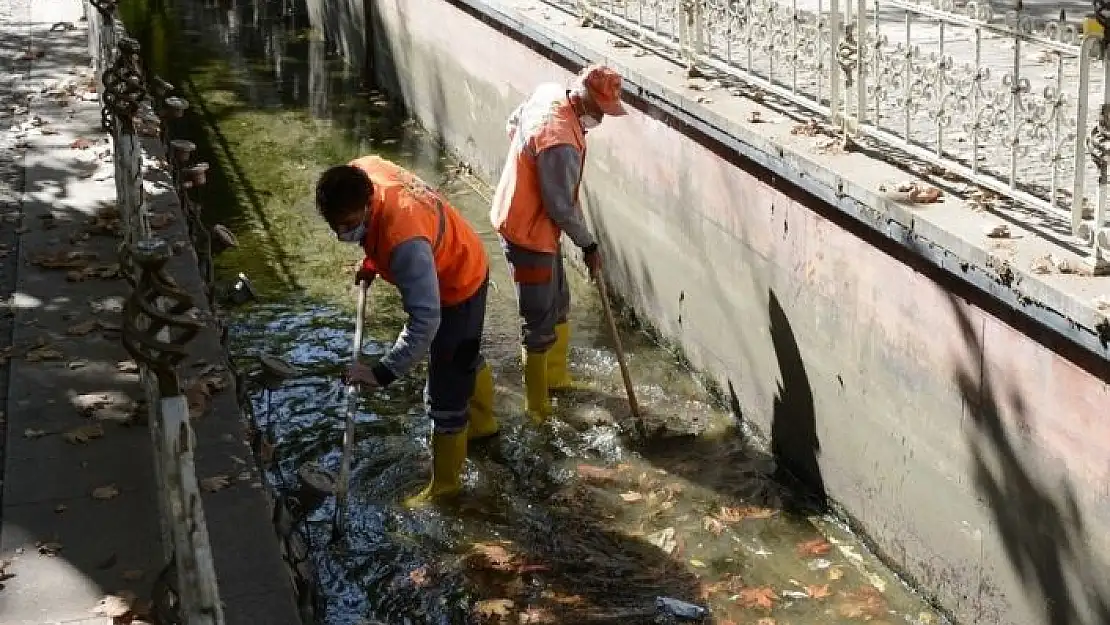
[134,1,954,623]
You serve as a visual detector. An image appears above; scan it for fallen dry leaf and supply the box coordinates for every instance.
[620,491,645,503]
[70,137,92,150]
[519,607,556,624]
[200,475,232,493]
[185,382,209,420]
[473,598,514,619]
[703,515,725,536]
[717,505,775,523]
[92,484,120,500]
[66,319,100,336]
[756,619,777,625]
[116,360,139,374]
[908,184,942,204]
[92,591,136,618]
[828,566,845,581]
[63,423,104,445]
[37,541,63,556]
[23,428,49,439]
[797,538,832,557]
[31,249,97,269]
[409,565,430,587]
[121,569,144,581]
[807,584,832,599]
[467,542,517,571]
[25,345,64,362]
[738,586,777,610]
[575,463,617,482]
[837,585,887,619]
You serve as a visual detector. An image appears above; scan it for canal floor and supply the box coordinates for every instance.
[129,1,954,623]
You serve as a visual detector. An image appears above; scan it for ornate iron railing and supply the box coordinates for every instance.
[562,0,1110,272]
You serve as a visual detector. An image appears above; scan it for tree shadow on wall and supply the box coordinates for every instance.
[946,295,1110,625]
[768,290,828,513]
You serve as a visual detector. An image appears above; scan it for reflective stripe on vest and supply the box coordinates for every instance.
[490,84,586,254]
[350,156,488,306]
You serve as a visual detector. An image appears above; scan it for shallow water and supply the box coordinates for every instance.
[126,1,952,623]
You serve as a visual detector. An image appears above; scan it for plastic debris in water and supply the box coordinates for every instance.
[655,597,708,621]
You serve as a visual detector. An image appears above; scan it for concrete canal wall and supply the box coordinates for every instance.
[318,0,1110,623]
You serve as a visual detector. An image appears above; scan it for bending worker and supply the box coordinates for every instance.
[316,155,498,507]
[490,64,627,423]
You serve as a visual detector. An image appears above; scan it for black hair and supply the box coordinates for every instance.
[315,165,372,224]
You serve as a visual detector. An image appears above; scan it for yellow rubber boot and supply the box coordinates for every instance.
[547,322,584,391]
[466,362,499,440]
[403,430,467,509]
[522,347,552,424]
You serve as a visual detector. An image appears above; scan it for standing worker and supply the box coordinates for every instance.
[490,64,628,423]
[316,155,498,508]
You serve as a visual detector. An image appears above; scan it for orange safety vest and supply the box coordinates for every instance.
[350,156,489,306]
[490,86,586,254]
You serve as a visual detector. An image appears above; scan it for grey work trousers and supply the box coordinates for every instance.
[500,238,570,353]
[424,277,489,434]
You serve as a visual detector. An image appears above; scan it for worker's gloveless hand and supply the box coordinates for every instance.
[583,246,602,281]
[343,362,380,389]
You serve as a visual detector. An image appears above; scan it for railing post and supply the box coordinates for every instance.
[678,0,705,78]
[101,37,149,261]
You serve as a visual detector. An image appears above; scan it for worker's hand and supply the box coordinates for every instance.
[354,268,376,287]
[343,362,379,389]
[582,244,602,281]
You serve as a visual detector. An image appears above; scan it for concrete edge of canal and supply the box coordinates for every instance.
[312,0,1110,624]
[89,5,309,624]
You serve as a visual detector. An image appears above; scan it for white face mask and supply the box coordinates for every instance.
[580,114,600,131]
[337,220,366,244]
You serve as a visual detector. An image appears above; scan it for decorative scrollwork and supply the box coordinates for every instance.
[1088,104,1110,183]
[101,38,147,133]
[121,238,206,396]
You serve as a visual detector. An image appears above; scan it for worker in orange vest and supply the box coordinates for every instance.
[489,64,627,423]
[316,156,497,508]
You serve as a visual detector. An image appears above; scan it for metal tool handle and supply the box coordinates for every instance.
[333,280,369,541]
[596,276,645,437]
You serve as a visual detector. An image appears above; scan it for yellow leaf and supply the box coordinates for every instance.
[689,559,708,568]
[91,484,120,500]
[473,598,514,618]
[200,475,231,492]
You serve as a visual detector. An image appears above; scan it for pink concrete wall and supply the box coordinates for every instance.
[367,0,1110,623]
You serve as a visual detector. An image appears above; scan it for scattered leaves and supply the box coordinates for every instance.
[797,538,832,557]
[63,423,104,445]
[92,484,120,500]
[737,586,777,610]
[837,585,887,620]
[200,475,231,492]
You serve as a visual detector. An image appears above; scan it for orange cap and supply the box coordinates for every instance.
[576,64,627,116]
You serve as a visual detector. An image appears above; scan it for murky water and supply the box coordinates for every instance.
[125,1,952,623]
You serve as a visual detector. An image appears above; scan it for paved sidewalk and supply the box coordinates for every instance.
[0,0,165,623]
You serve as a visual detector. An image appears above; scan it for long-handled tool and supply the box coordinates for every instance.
[332,279,370,542]
[595,274,645,438]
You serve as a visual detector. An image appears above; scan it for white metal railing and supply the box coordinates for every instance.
[557,0,1110,273]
